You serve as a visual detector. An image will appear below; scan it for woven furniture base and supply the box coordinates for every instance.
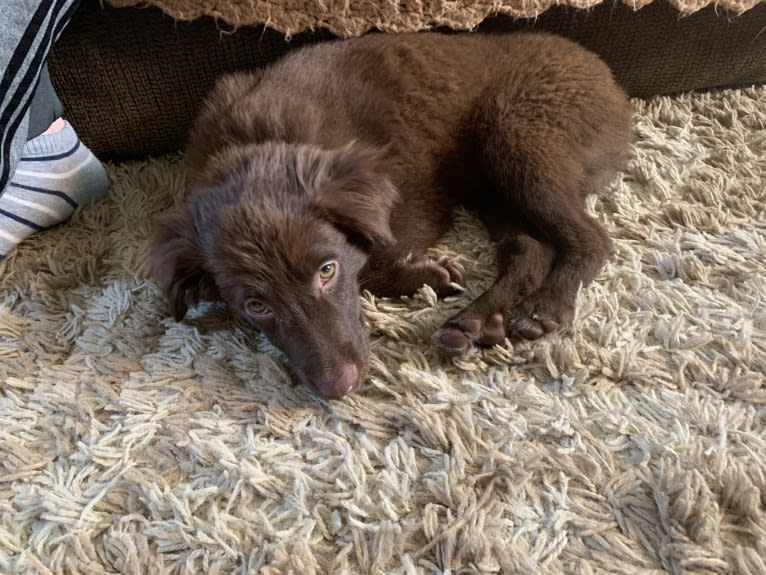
[49,0,766,160]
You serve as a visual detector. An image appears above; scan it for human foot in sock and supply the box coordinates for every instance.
[0,119,109,259]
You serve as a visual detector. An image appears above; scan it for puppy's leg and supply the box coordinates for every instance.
[361,248,463,298]
[435,72,629,354]
[360,185,462,297]
[503,208,612,340]
[434,226,556,353]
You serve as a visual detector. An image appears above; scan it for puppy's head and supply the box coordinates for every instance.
[151,141,398,398]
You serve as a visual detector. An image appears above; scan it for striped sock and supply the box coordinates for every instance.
[0,120,109,259]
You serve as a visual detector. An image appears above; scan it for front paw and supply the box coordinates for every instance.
[404,254,463,296]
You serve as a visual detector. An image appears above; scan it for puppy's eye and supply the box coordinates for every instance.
[318,261,337,281]
[244,298,270,316]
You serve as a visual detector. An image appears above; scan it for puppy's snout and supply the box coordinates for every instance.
[313,363,360,399]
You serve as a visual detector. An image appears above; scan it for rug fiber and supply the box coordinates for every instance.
[0,86,765,574]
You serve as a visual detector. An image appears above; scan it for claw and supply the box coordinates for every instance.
[516,320,543,340]
[456,316,482,335]
[433,327,471,355]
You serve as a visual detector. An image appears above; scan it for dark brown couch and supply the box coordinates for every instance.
[49,0,766,161]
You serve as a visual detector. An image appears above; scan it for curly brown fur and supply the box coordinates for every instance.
[151,31,632,398]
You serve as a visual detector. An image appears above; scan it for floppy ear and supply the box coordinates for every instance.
[150,206,220,321]
[313,142,399,251]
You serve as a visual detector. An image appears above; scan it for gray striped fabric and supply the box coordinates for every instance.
[0,0,80,195]
[0,120,108,258]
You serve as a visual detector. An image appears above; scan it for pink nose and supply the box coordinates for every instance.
[313,363,360,398]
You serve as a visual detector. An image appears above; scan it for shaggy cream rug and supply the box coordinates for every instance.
[0,85,764,575]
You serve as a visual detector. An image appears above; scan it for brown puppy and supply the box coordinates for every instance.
[151,31,632,399]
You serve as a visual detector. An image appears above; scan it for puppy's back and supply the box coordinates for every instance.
[185,32,628,192]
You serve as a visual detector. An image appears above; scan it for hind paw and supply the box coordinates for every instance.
[505,293,573,340]
[433,312,507,356]
[432,292,574,356]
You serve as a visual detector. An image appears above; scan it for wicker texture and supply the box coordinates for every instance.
[49,1,766,160]
[105,0,762,36]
